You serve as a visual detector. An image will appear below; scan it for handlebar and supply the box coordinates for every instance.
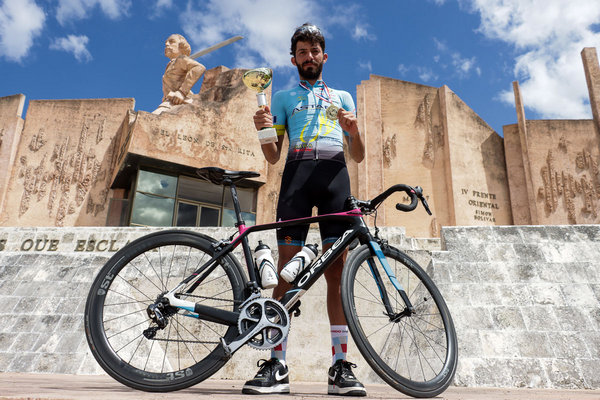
[349,184,432,215]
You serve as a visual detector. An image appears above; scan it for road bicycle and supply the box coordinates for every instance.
[84,166,458,398]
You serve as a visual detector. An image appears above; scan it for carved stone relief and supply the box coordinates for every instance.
[0,127,4,148]
[29,129,46,152]
[538,147,600,223]
[430,217,439,237]
[17,113,113,226]
[415,94,434,166]
[383,134,397,168]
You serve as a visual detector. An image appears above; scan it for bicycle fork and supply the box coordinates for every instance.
[367,241,415,320]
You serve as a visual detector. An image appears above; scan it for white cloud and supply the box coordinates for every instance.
[56,0,131,25]
[398,64,409,76]
[179,0,371,71]
[433,37,480,79]
[50,34,92,62]
[352,24,376,41]
[418,67,438,83]
[461,0,600,119]
[180,0,316,69]
[0,0,45,62]
[358,60,372,72]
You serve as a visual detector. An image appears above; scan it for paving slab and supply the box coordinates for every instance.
[1,373,600,400]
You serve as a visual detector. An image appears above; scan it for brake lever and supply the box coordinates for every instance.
[414,186,432,215]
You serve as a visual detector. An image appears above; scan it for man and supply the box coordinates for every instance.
[152,34,206,115]
[242,23,366,396]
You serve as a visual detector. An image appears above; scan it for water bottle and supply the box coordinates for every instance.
[280,243,318,283]
[254,241,278,289]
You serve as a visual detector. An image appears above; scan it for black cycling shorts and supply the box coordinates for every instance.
[276,158,351,246]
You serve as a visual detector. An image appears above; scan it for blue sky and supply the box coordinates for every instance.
[1,0,600,136]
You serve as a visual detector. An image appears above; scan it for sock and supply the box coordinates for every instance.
[271,337,287,365]
[331,325,348,364]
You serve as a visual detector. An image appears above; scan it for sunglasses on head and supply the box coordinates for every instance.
[293,24,322,36]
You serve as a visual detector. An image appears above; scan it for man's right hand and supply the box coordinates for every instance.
[253,105,273,131]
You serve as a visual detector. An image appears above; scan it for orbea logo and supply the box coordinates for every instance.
[297,229,352,287]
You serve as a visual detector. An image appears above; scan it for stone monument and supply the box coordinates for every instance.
[152,34,206,115]
[349,76,513,238]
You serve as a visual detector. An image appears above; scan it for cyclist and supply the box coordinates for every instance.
[243,23,366,396]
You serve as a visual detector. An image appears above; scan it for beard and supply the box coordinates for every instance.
[297,60,323,81]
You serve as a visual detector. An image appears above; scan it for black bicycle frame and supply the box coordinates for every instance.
[166,179,414,349]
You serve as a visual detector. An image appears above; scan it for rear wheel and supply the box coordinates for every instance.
[85,231,246,392]
[341,244,457,398]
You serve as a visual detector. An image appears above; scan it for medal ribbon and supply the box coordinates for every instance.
[299,81,333,104]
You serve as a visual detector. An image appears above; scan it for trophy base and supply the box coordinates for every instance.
[258,127,278,144]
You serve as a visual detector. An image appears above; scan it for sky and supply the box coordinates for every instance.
[1,0,600,136]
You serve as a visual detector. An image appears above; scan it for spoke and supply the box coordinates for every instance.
[113,270,158,304]
[406,317,447,363]
[103,307,146,324]
[128,256,165,295]
[144,337,156,371]
[172,316,216,353]
[173,317,199,365]
[126,333,145,364]
[158,246,165,291]
[143,250,165,292]
[106,317,151,340]
[114,331,145,354]
[104,298,148,308]
[162,322,173,373]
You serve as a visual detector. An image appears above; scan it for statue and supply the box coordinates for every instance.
[152,34,206,115]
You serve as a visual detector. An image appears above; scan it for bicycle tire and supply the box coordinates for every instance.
[85,230,247,392]
[341,244,457,398]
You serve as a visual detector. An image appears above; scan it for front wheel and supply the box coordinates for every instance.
[341,244,457,398]
[85,230,247,392]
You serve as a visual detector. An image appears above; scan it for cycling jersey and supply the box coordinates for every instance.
[271,80,355,163]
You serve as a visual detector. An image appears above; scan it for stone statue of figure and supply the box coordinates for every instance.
[152,34,206,115]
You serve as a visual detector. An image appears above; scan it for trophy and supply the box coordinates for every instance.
[243,68,278,144]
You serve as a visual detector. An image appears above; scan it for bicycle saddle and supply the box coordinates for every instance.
[196,166,260,185]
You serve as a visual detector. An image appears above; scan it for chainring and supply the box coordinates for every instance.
[237,297,290,350]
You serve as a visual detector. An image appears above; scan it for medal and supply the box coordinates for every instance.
[326,104,339,120]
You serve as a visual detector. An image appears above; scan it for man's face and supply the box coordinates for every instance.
[292,40,327,80]
[164,35,181,59]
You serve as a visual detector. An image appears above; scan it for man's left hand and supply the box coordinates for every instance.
[167,90,186,105]
[337,108,359,136]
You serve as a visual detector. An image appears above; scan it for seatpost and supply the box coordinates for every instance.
[224,179,245,227]
[225,179,260,290]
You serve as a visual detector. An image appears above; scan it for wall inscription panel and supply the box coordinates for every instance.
[1,99,134,226]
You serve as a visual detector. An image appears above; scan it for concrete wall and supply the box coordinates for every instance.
[0,225,598,390]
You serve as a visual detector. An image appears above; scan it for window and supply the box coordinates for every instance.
[129,169,257,227]
[130,170,177,226]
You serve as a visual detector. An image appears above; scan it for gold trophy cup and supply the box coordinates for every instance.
[243,68,278,144]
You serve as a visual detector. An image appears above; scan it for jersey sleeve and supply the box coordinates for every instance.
[338,90,356,136]
[270,90,287,137]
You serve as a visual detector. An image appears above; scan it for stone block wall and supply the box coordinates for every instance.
[1,225,599,390]
[435,225,600,389]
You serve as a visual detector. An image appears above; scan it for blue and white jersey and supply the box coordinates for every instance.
[271,80,355,163]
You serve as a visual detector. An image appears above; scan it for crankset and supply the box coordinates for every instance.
[220,294,290,355]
